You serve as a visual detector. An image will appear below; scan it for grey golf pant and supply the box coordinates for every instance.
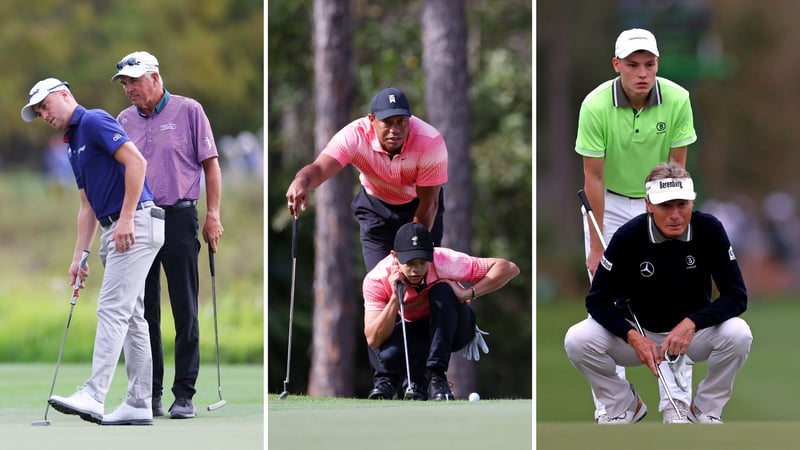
[565,316,752,419]
[83,207,164,408]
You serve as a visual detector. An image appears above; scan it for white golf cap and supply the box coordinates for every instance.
[111,51,159,81]
[646,177,696,204]
[21,78,71,122]
[615,28,660,58]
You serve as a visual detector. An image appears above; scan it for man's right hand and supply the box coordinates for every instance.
[627,330,662,378]
[286,176,308,218]
[586,247,603,277]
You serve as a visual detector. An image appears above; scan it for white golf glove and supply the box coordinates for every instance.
[462,325,489,361]
[665,351,692,392]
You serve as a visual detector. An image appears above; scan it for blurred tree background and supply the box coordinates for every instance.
[538,0,800,301]
[267,0,532,398]
[3,0,262,169]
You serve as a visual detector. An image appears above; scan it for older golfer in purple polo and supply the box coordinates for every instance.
[111,50,223,419]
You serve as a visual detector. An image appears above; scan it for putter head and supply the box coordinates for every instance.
[278,391,289,400]
[31,420,52,426]
[402,383,424,401]
[207,400,227,411]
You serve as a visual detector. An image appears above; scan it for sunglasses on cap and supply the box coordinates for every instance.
[116,57,157,70]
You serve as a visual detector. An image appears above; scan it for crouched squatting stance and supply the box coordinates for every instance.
[564,161,752,424]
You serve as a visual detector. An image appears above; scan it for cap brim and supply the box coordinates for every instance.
[617,47,659,59]
[21,91,50,122]
[374,108,411,120]
[21,105,37,122]
[395,249,433,264]
[111,67,148,81]
[649,191,696,205]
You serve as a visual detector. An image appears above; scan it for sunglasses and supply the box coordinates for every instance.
[116,57,158,70]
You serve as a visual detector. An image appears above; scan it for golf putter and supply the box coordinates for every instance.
[578,189,687,422]
[32,250,90,426]
[207,246,227,411]
[396,280,416,400]
[279,216,298,400]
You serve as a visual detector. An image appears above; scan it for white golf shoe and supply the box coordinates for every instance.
[596,384,647,425]
[662,399,691,424]
[102,402,154,426]
[688,403,724,424]
[48,389,104,424]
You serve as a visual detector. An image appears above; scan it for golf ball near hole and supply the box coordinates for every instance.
[468,392,480,402]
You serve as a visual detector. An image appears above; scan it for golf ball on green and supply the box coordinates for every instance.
[468,392,480,402]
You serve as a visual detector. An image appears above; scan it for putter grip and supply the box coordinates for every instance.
[79,250,90,269]
[396,280,405,303]
[291,217,298,258]
[577,189,593,212]
[208,246,215,277]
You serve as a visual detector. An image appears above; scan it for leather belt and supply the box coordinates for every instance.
[99,201,155,227]
[160,199,197,212]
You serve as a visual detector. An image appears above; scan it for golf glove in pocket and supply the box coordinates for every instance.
[665,352,692,392]
[462,325,490,361]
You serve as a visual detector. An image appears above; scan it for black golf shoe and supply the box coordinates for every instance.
[152,396,165,417]
[368,377,397,400]
[427,371,454,401]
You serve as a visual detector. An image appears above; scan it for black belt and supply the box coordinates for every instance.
[607,189,643,200]
[99,201,155,227]
[160,199,197,212]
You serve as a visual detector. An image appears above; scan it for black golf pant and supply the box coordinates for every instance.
[369,283,476,387]
[144,205,201,401]
[351,186,445,271]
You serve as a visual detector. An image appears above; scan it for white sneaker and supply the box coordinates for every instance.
[662,399,691,424]
[688,403,724,424]
[102,402,154,426]
[49,389,104,424]
[596,384,647,425]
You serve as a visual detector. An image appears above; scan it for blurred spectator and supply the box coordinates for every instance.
[42,133,73,192]
[218,129,263,178]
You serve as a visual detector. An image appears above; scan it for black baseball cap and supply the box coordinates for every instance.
[370,87,411,120]
[393,222,434,264]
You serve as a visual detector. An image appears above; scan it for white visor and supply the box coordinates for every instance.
[646,178,696,204]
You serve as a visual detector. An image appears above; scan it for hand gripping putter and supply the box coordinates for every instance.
[577,189,688,423]
[32,250,90,426]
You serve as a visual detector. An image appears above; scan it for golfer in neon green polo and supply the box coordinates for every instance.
[575,28,697,424]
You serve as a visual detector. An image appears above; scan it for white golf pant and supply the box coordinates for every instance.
[83,207,164,408]
[582,190,694,415]
[564,316,752,419]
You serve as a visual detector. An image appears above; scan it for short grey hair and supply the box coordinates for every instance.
[645,160,691,183]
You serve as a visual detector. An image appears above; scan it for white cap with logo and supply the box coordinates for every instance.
[615,28,660,59]
[21,78,71,122]
[111,51,159,81]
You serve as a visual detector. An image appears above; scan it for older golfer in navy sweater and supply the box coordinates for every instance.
[565,161,752,424]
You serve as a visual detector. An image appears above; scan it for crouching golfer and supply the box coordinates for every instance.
[22,78,164,425]
[565,161,752,424]
[363,222,519,400]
